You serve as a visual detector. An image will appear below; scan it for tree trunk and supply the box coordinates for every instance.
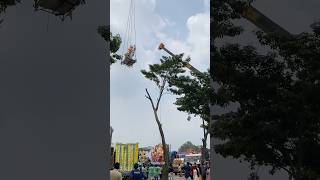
[153,109,169,180]
[201,139,206,163]
[201,119,208,164]
[145,87,169,180]
[201,137,207,179]
[209,77,214,180]
[210,133,214,180]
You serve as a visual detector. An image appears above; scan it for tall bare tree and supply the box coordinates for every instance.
[142,54,187,180]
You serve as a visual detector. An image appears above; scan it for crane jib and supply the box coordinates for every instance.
[241,6,291,36]
[159,43,205,77]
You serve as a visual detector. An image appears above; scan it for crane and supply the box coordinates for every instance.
[158,43,204,76]
[158,4,293,74]
[240,3,292,36]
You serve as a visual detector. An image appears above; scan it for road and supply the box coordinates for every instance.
[148,175,202,180]
[170,175,185,180]
[148,176,184,180]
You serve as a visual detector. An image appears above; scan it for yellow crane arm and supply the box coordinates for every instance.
[158,43,203,76]
[241,5,292,36]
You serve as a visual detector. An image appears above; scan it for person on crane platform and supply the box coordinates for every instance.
[127,45,136,60]
[122,45,136,66]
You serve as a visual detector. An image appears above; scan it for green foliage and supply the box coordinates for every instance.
[210,0,250,107]
[142,52,211,163]
[211,0,248,39]
[178,141,200,153]
[0,0,18,13]
[142,54,189,180]
[213,32,320,180]
[141,54,210,122]
[170,69,211,123]
[171,70,211,162]
[212,17,320,180]
[97,25,122,65]
[211,1,320,179]
[141,54,187,88]
[0,0,19,25]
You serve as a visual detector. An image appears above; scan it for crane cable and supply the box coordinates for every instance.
[121,0,137,59]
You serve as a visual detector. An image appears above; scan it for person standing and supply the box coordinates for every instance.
[148,165,155,180]
[206,166,210,180]
[154,165,161,180]
[130,163,147,180]
[169,165,174,180]
[142,164,148,179]
[192,163,199,180]
[178,164,183,177]
[125,45,136,61]
[201,163,207,180]
[183,162,192,180]
[110,163,122,180]
[197,163,202,180]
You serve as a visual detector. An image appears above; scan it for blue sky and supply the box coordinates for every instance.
[110,0,209,151]
[154,0,207,39]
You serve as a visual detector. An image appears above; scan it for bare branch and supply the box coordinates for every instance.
[279,166,292,176]
[155,81,166,111]
[145,88,156,110]
[145,95,151,100]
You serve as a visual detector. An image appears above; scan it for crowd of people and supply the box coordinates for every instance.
[110,161,210,180]
[178,162,210,180]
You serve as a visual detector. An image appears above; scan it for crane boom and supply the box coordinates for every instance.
[242,6,291,36]
[159,4,291,75]
[158,43,203,76]
[240,4,292,36]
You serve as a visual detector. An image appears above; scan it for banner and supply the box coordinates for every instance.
[151,144,170,164]
[121,144,125,170]
[139,150,151,163]
[152,144,164,163]
[115,143,139,171]
[115,144,118,163]
[134,143,139,163]
[124,145,127,171]
[127,144,133,171]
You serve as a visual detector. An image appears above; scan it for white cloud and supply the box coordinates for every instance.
[163,12,210,72]
[110,0,170,69]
